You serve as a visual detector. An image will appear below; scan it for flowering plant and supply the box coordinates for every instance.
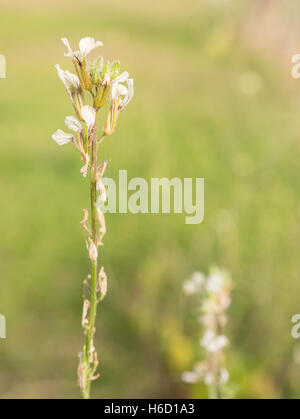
[182,267,233,399]
[52,37,134,399]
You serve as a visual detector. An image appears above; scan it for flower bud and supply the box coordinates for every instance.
[91,57,104,85]
[110,60,120,80]
[101,62,111,81]
[95,83,111,108]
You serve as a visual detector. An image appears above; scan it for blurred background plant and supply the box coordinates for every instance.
[182,268,233,399]
[1,0,300,398]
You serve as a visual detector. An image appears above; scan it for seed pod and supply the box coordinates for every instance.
[82,58,93,90]
[73,59,85,90]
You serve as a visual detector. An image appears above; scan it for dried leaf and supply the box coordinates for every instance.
[98,267,107,301]
[96,178,107,203]
[96,208,106,246]
[81,299,90,328]
[80,209,91,236]
[97,160,108,178]
[77,353,86,392]
[87,238,98,262]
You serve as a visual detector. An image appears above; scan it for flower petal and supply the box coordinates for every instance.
[111,83,128,100]
[79,37,103,57]
[113,71,129,84]
[119,79,134,111]
[61,38,78,59]
[55,64,80,90]
[65,116,82,132]
[52,129,73,146]
[81,105,96,131]
[124,78,134,106]
[181,371,199,384]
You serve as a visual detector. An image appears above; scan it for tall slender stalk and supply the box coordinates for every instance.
[51,37,134,399]
[82,125,99,399]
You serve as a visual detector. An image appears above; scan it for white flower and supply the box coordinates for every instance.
[183,279,198,296]
[204,371,214,385]
[65,116,82,132]
[111,78,134,111]
[200,330,228,353]
[191,272,206,287]
[62,37,103,60]
[220,368,229,384]
[55,64,80,90]
[81,105,96,132]
[181,371,199,384]
[111,82,128,100]
[183,271,205,295]
[52,129,73,146]
[206,272,224,293]
[120,78,134,111]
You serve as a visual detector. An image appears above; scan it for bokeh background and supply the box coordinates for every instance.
[1,0,300,399]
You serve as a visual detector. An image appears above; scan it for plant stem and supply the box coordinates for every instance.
[82,124,99,399]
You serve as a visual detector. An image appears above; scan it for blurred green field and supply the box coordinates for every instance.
[1,0,300,398]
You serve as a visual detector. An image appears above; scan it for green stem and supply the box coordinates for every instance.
[82,124,99,400]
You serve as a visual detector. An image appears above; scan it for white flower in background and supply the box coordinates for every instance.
[204,371,214,385]
[183,279,198,296]
[181,371,199,384]
[182,267,233,398]
[220,368,229,384]
[201,330,228,353]
[52,129,74,146]
[206,270,224,293]
[183,271,205,295]
[62,37,103,60]
[191,272,206,287]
